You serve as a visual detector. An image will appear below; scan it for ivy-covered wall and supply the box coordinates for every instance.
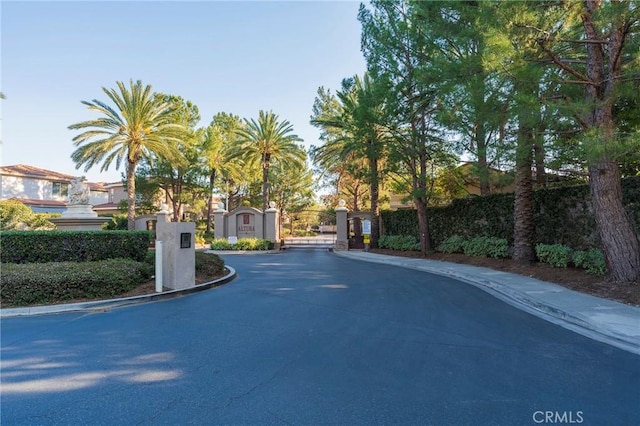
[381,176,640,250]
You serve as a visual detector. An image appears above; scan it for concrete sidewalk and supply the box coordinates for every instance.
[333,250,640,355]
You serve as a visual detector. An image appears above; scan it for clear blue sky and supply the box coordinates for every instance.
[1,0,366,183]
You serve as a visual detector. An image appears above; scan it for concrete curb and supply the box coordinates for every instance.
[0,266,237,318]
[333,251,640,355]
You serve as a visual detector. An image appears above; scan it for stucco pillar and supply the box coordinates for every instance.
[335,200,349,251]
[264,202,280,248]
[156,204,195,290]
[213,203,227,240]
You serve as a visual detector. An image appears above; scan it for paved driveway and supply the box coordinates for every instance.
[1,250,638,425]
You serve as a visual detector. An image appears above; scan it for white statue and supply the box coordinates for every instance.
[69,177,90,205]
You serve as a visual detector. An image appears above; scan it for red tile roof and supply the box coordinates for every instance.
[1,164,109,191]
[0,164,76,181]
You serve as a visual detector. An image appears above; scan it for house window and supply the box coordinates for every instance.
[52,182,69,198]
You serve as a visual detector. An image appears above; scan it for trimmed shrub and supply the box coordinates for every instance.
[463,237,509,258]
[0,199,56,231]
[209,239,233,250]
[208,238,273,251]
[235,238,273,251]
[437,235,466,253]
[195,251,226,277]
[378,235,420,251]
[102,214,128,230]
[1,259,152,307]
[0,230,152,264]
[535,244,572,268]
[573,249,607,275]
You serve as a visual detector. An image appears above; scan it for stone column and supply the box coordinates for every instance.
[265,201,280,248]
[213,203,227,240]
[335,200,349,251]
[156,204,195,290]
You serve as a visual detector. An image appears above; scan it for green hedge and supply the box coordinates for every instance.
[381,176,640,250]
[1,259,152,306]
[195,251,226,277]
[209,238,274,251]
[0,230,152,264]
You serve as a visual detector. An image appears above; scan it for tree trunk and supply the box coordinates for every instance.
[414,142,432,255]
[476,146,490,196]
[533,140,546,187]
[262,153,270,212]
[581,1,640,282]
[206,170,216,233]
[590,160,640,282]
[126,161,137,231]
[513,136,535,264]
[369,154,380,248]
[415,197,431,256]
[513,79,538,264]
[171,176,182,222]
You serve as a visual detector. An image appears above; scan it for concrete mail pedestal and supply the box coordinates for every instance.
[156,207,195,290]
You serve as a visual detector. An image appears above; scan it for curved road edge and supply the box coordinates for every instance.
[0,266,237,319]
[333,250,640,355]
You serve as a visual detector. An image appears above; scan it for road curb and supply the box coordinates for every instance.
[0,267,237,318]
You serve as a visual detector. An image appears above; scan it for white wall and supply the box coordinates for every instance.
[0,176,61,201]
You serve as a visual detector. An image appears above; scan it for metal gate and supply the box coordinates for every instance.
[281,209,336,249]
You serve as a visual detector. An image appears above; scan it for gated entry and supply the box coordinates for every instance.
[281,208,336,249]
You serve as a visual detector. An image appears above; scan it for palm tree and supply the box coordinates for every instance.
[69,80,186,230]
[231,110,305,211]
[200,112,244,232]
[311,73,388,247]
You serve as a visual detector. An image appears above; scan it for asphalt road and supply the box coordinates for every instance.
[1,249,638,425]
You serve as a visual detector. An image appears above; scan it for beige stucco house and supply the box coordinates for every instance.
[0,164,124,214]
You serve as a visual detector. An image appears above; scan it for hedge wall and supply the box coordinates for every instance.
[1,259,152,306]
[1,230,152,264]
[381,176,640,250]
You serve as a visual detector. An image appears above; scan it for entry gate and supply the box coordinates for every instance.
[281,235,337,249]
[281,209,336,249]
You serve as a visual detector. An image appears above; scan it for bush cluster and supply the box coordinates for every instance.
[0,199,57,231]
[195,251,226,277]
[437,235,466,253]
[208,238,274,251]
[535,244,572,268]
[535,244,607,275]
[1,259,152,307]
[462,236,509,258]
[1,230,152,264]
[573,249,607,275]
[378,235,420,251]
[102,214,128,230]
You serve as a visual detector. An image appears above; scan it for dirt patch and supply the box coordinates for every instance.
[370,249,640,307]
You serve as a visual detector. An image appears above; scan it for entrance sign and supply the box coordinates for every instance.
[237,213,256,237]
[213,205,280,248]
